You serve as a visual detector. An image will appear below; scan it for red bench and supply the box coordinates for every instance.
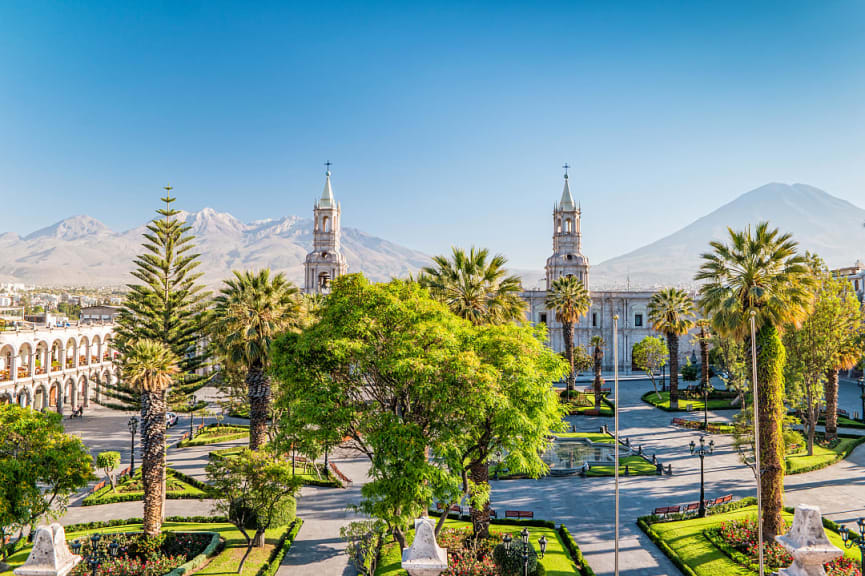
[505,510,534,520]
[652,506,681,517]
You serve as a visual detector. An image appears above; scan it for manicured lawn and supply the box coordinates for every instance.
[83,468,210,505]
[209,447,340,486]
[642,505,856,576]
[0,520,291,576]
[642,391,737,412]
[554,432,615,443]
[785,435,865,474]
[178,425,250,447]
[585,455,656,477]
[561,392,614,417]
[374,519,582,576]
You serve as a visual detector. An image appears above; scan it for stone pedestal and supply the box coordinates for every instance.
[775,504,842,576]
[14,524,81,576]
[401,518,448,576]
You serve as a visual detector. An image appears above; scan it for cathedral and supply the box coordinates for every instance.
[520,169,699,372]
[304,167,348,294]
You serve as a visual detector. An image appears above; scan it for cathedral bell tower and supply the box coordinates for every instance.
[304,164,348,293]
[545,165,589,290]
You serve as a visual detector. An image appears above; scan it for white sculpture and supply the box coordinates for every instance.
[775,504,843,576]
[14,524,82,576]
[401,517,448,576]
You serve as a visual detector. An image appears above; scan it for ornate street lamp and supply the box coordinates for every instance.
[840,519,865,572]
[520,528,530,576]
[502,533,512,551]
[127,416,138,476]
[538,535,547,559]
[689,436,715,517]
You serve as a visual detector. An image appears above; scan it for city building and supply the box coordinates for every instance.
[833,261,865,302]
[521,169,699,372]
[304,166,348,293]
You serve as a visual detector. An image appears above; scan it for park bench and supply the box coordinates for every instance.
[652,506,681,517]
[489,510,497,519]
[505,510,534,520]
[683,502,700,514]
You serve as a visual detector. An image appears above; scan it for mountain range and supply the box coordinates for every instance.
[0,182,863,289]
[0,209,431,288]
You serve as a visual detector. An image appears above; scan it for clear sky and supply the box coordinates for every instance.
[2,1,864,268]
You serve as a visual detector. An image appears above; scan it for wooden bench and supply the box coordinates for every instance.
[652,506,681,517]
[505,510,534,520]
[683,503,700,514]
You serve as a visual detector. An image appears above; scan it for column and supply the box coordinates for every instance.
[10,352,17,383]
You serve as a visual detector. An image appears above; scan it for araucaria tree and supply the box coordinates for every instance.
[419,246,526,325]
[212,270,300,450]
[120,339,180,536]
[112,189,210,410]
[648,288,695,409]
[590,336,605,411]
[696,222,814,538]
[546,276,591,399]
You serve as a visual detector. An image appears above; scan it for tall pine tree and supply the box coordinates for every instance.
[106,187,211,410]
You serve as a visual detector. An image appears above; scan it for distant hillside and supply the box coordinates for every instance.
[0,209,431,288]
[591,183,865,289]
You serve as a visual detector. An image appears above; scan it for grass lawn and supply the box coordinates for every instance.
[642,391,737,412]
[374,519,583,576]
[178,425,250,447]
[209,447,340,486]
[554,432,614,443]
[642,505,857,576]
[0,520,292,576]
[585,455,656,477]
[785,435,865,474]
[83,468,210,505]
[561,392,614,417]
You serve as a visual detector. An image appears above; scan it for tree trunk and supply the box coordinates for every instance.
[825,368,839,440]
[755,324,786,539]
[806,383,815,456]
[667,333,680,409]
[563,321,574,398]
[593,346,603,411]
[469,460,490,540]
[700,333,710,392]
[247,366,271,450]
[142,389,166,536]
[253,530,266,548]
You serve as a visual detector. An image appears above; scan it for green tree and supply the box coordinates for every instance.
[111,190,210,411]
[119,339,180,537]
[0,406,93,559]
[711,335,748,407]
[206,449,300,572]
[648,288,696,409]
[696,222,814,537]
[96,451,121,491]
[590,336,605,411]
[419,246,526,326]
[545,276,591,399]
[212,270,300,450]
[632,336,668,400]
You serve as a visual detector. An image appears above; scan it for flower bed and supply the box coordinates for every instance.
[67,532,215,576]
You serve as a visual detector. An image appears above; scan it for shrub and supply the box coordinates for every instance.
[492,542,539,576]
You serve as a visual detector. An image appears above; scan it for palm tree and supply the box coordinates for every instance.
[420,246,525,539]
[546,276,591,398]
[212,270,300,450]
[696,319,712,393]
[648,288,696,410]
[696,222,814,538]
[825,322,863,440]
[590,335,605,411]
[120,339,179,537]
[419,246,526,326]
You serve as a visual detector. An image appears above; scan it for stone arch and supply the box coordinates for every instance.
[79,336,90,366]
[65,378,76,409]
[50,339,63,373]
[322,215,330,232]
[79,375,89,408]
[565,218,572,233]
[49,380,62,412]
[0,390,12,404]
[65,337,78,369]
[17,386,31,407]
[33,382,48,410]
[92,335,102,365]
[35,340,50,376]
[102,335,113,362]
[17,342,34,378]
[0,343,14,382]
[557,218,562,233]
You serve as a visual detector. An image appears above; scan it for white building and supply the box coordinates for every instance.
[833,262,865,302]
[0,321,118,411]
[521,170,699,372]
[304,167,348,293]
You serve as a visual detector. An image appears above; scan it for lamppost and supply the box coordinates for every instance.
[70,534,120,576]
[188,394,197,438]
[840,518,865,572]
[689,436,715,517]
[520,528,529,576]
[127,416,138,476]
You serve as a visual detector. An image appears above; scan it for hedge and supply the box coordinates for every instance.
[164,532,222,576]
[63,516,230,533]
[557,525,595,576]
[254,519,303,576]
[82,469,216,505]
[784,434,865,475]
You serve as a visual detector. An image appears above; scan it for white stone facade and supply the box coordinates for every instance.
[522,171,699,372]
[304,169,348,293]
[0,322,118,412]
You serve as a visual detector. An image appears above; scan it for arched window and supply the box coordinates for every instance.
[318,271,331,289]
[323,216,330,232]
[566,219,572,233]
[557,219,562,233]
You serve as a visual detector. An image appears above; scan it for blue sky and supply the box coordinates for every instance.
[1,1,864,268]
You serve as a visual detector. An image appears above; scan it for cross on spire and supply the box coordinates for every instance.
[562,163,570,178]
[324,160,332,174]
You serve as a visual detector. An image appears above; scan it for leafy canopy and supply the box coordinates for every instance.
[545,275,590,324]
[648,287,695,336]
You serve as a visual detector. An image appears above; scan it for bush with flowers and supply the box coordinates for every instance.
[67,532,214,576]
[708,517,860,576]
[429,527,547,576]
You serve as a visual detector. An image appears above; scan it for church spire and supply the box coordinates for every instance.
[559,164,576,211]
[319,162,335,209]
